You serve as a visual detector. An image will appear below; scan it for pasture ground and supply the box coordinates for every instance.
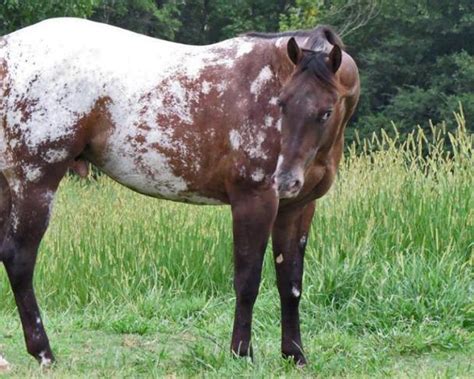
[0,115,472,377]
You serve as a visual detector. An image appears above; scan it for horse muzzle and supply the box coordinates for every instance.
[273,172,304,199]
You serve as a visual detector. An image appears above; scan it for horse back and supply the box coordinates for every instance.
[1,19,284,204]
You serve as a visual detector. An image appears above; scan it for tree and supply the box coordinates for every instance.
[279,0,474,139]
[0,0,99,35]
[175,0,293,45]
[91,0,182,40]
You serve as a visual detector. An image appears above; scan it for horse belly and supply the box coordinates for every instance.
[94,134,224,205]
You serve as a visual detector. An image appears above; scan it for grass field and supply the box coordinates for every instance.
[0,112,473,377]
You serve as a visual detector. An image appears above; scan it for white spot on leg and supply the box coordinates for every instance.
[292,287,301,298]
[300,235,307,247]
[39,351,52,368]
[276,254,284,264]
[36,317,42,325]
[251,168,265,182]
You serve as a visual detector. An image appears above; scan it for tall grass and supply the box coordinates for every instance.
[0,109,472,345]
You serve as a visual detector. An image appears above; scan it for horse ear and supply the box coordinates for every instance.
[328,44,342,73]
[287,37,303,65]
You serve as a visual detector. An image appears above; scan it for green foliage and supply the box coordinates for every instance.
[0,0,99,35]
[175,0,290,44]
[280,0,474,140]
[279,0,322,32]
[91,0,182,40]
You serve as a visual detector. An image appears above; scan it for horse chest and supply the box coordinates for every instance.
[308,163,336,199]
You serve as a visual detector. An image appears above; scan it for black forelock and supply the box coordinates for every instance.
[298,50,337,89]
[244,26,343,88]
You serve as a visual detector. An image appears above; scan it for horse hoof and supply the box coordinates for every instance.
[231,347,254,361]
[39,351,54,369]
[282,351,307,367]
[0,355,11,372]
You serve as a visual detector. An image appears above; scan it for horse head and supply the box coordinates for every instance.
[274,37,344,199]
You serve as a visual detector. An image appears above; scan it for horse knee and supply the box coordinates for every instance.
[235,279,260,305]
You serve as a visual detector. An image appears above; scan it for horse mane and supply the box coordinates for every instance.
[244,26,344,89]
[244,25,344,50]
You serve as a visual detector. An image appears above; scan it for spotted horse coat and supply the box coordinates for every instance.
[0,18,359,367]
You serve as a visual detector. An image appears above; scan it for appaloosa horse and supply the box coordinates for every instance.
[0,18,359,367]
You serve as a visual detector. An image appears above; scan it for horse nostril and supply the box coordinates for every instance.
[292,180,301,189]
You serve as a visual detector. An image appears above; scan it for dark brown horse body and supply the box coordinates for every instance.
[0,18,359,366]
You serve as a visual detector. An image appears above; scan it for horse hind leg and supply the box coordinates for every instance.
[0,172,11,259]
[0,173,12,371]
[1,166,66,366]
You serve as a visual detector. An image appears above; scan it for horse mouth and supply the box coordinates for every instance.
[274,176,303,199]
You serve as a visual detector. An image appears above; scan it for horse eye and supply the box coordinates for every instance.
[321,110,332,122]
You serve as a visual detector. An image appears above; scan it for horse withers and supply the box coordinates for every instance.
[0,18,360,367]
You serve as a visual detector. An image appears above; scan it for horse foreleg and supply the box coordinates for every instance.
[272,201,316,365]
[1,175,60,366]
[229,186,278,358]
